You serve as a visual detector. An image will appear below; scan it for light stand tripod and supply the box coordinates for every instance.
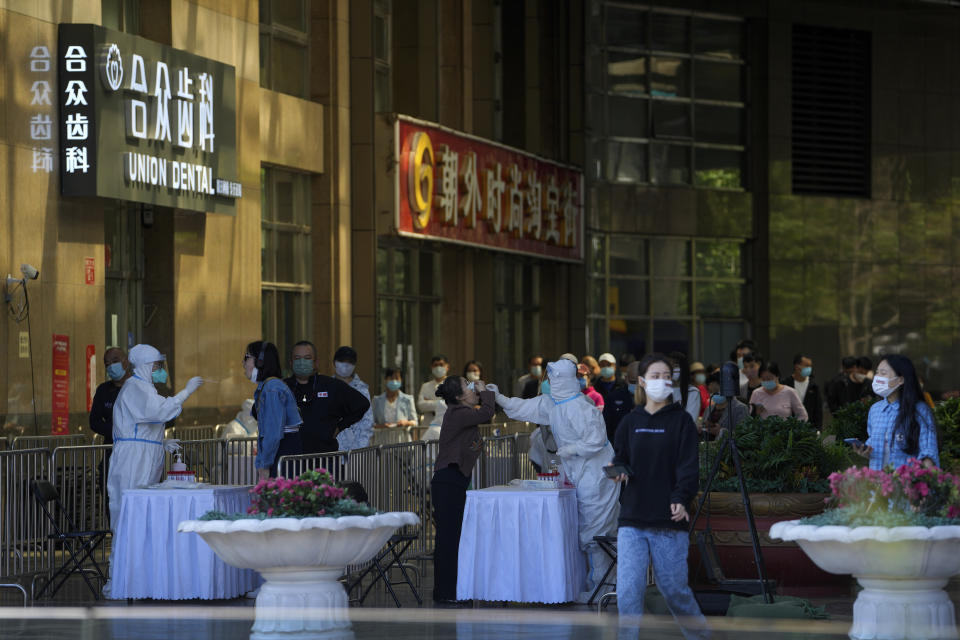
[689,361,773,603]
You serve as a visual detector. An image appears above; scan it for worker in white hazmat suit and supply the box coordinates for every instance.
[494,359,619,601]
[106,344,203,528]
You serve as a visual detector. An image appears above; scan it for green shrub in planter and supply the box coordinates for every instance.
[823,398,877,442]
[935,397,960,474]
[700,415,854,494]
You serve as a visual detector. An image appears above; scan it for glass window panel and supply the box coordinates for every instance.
[652,280,690,317]
[694,61,742,102]
[610,236,648,276]
[605,5,646,48]
[694,104,743,146]
[693,18,743,60]
[393,249,409,294]
[276,230,295,282]
[652,319,691,354]
[261,289,275,343]
[374,14,389,61]
[606,52,647,95]
[274,175,294,223]
[651,239,690,276]
[589,277,606,315]
[259,0,269,24]
[702,320,747,366]
[587,94,606,135]
[697,282,742,317]
[588,49,605,91]
[608,95,648,138]
[272,38,307,98]
[650,57,689,97]
[652,100,691,138]
[609,319,648,361]
[610,278,649,316]
[589,234,606,274]
[261,228,275,281]
[606,141,647,183]
[695,241,742,278]
[272,0,306,32]
[650,143,689,185]
[377,247,389,294]
[420,250,437,296]
[259,33,269,89]
[651,13,689,52]
[374,66,391,112]
[694,148,743,189]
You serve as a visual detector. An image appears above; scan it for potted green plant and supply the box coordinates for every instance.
[934,397,960,474]
[772,460,960,640]
[694,416,854,595]
[179,469,419,638]
[823,398,877,443]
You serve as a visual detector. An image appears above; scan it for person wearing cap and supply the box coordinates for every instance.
[89,347,130,498]
[106,344,203,528]
[595,352,634,443]
[331,345,375,451]
[690,361,710,417]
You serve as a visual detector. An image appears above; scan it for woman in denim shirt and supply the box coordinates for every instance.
[855,354,939,471]
[244,341,303,480]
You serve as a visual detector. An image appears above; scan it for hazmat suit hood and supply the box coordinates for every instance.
[546,359,579,402]
[128,344,165,382]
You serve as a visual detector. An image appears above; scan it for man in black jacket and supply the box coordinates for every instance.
[825,356,870,412]
[284,341,370,454]
[594,353,634,442]
[781,353,823,427]
[89,347,130,495]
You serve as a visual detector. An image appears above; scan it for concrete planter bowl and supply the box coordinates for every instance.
[179,512,420,639]
[770,520,960,640]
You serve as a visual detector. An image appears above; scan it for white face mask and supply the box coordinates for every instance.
[530,365,542,378]
[466,371,481,382]
[643,378,674,403]
[334,361,355,378]
[432,366,447,380]
[248,367,259,383]
[672,368,681,382]
[872,376,900,398]
[851,372,867,383]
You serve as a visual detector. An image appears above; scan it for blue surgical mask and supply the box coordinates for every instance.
[694,373,706,385]
[541,380,551,395]
[106,362,126,380]
[466,381,476,391]
[628,383,637,395]
[762,380,778,391]
[386,379,402,391]
[737,357,744,369]
[152,368,168,384]
[579,377,587,389]
[711,394,725,404]
[292,358,314,377]
[600,366,615,379]
[800,366,812,378]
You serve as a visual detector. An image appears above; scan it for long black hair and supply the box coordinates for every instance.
[436,376,465,406]
[883,354,925,457]
[246,340,282,381]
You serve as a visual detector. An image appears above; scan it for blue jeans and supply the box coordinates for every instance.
[617,526,709,640]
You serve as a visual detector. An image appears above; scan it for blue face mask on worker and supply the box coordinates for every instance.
[386,379,402,391]
[107,362,126,380]
[152,367,168,384]
[762,380,777,391]
[600,366,615,379]
[579,377,588,389]
[800,366,812,378]
[541,379,551,395]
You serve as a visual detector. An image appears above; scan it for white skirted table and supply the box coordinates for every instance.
[457,485,585,603]
[109,485,262,600]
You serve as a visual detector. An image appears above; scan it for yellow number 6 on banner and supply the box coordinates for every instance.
[407,131,434,229]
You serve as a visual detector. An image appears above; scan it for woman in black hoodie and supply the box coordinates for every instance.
[610,353,708,639]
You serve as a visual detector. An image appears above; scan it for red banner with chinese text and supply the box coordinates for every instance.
[395,116,583,262]
[52,334,69,435]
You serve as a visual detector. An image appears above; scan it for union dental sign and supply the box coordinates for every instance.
[58,24,240,214]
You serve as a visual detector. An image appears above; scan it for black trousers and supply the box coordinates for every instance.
[430,465,471,601]
[267,431,303,478]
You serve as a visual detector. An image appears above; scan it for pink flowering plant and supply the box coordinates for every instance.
[801,459,960,527]
[200,468,375,520]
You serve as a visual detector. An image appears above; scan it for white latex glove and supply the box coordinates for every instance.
[484,383,499,394]
[163,438,182,453]
[556,445,577,458]
[494,393,509,407]
[184,376,204,395]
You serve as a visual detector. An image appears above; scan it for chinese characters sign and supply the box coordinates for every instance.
[58,24,240,214]
[52,334,70,435]
[29,45,55,174]
[395,116,583,262]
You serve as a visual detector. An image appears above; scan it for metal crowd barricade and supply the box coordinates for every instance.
[343,446,381,506]
[0,437,9,451]
[476,435,517,488]
[378,441,434,557]
[171,425,218,441]
[11,434,89,451]
[166,439,224,484]
[48,446,112,567]
[223,437,258,485]
[515,432,537,479]
[275,452,346,481]
[0,448,50,596]
[370,428,412,446]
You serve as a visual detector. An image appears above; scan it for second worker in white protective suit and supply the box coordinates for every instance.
[107,344,203,528]
[494,359,620,601]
